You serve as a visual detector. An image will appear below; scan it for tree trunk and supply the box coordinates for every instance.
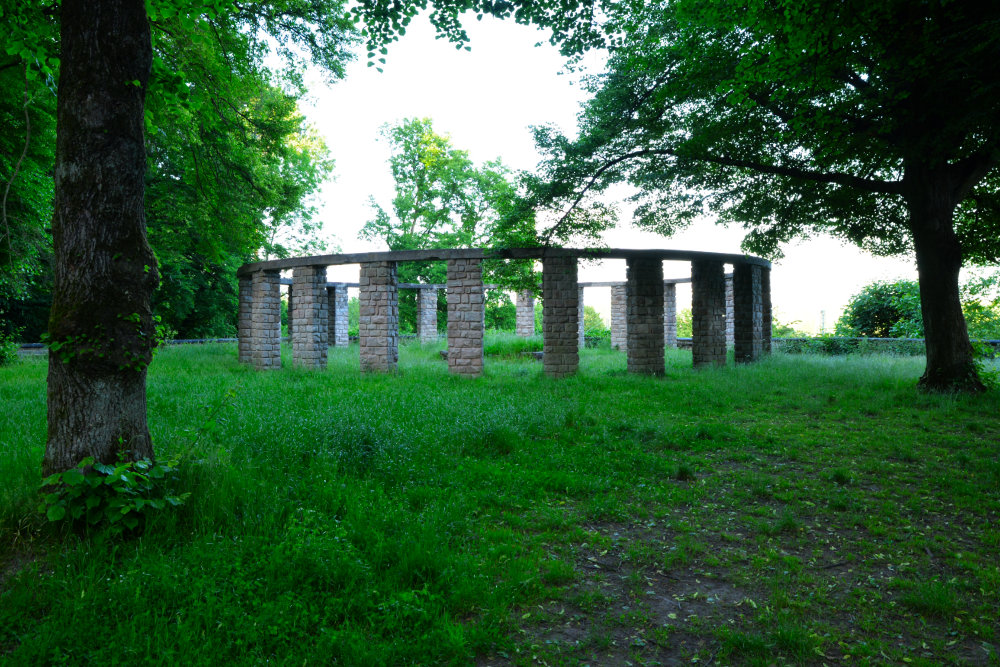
[44,0,158,475]
[906,169,985,392]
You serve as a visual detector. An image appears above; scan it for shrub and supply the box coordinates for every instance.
[0,329,19,365]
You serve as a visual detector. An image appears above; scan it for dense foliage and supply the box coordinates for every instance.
[0,1,354,341]
[838,277,1000,341]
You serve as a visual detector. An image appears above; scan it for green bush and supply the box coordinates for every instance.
[39,455,189,535]
[0,329,21,365]
[836,280,923,338]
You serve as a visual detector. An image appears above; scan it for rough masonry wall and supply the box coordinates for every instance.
[626,258,665,375]
[733,263,764,363]
[446,259,485,376]
[725,275,735,346]
[663,282,677,349]
[417,288,439,343]
[359,261,398,372]
[286,288,294,339]
[542,256,579,377]
[238,276,252,363]
[578,286,586,349]
[291,266,329,369]
[250,270,282,369]
[516,290,535,337]
[762,267,772,353]
[327,285,349,347]
[691,260,727,367]
[610,284,627,351]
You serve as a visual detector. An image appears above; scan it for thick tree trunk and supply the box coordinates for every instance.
[44,0,158,475]
[906,169,985,392]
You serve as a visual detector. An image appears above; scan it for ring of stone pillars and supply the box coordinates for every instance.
[237,247,771,378]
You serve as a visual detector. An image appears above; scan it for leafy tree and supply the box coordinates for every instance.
[360,117,529,330]
[836,281,924,339]
[582,305,606,335]
[355,0,1000,391]
[35,0,354,475]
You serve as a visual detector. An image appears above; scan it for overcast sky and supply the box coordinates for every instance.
[298,14,919,333]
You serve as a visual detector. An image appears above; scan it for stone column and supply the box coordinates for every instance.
[610,284,627,351]
[238,276,252,363]
[250,270,282,369]
[626,258,665,375]
[359,261,398,373]
[691,260,727,368]
[291,266,328,369]
[733,263,765,363]
[327,285,349,347]
[578,286,586,349]
[417,288,439,343]
[542,255,579,377]
[663,282,678,349]
[762,266,772,354]
[447,259,485,376]
[515,290,535,337]
[725,274,735,347]
[286,287,294,339]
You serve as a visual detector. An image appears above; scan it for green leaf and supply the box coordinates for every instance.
[62,468,85,486]
[46,505,66,521]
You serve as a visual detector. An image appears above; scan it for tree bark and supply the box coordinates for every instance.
[44,0,158,475]
[906,167,985,392]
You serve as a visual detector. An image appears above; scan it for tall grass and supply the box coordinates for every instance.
[1,342,998,665]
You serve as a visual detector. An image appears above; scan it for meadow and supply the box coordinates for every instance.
[1,341,998,665]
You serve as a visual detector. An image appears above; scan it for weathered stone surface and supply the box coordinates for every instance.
[359,261,398,373]
[610,284,627,351]
[417,288,439,343]
[725,275,735,346]
[238,276,252,363]
[733,263,764,363]
[762,267,772,354]
[250,270,281,369]
[291,265,329,369]
[516,290,535,337]
[447,259,484,376]
[543,256,579,377]
[578,286,586,349]
[327,285,349,347]
[626,258,665,375]
[692,260,727,368]
[663,282,677,349]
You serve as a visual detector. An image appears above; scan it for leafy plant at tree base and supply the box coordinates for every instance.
[39,455,189,536]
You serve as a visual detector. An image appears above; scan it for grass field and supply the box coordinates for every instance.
[1,341,998,665]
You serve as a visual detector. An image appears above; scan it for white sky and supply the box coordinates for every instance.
[298,14,919,334]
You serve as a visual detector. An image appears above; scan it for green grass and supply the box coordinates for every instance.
[2,341,999,665]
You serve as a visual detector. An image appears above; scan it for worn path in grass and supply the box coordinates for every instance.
[1,342,998,665]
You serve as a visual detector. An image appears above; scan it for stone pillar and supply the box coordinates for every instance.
[663,282,678,349]
[291,266,328,369]
[542,255,579,377]
[238,276,252,363]
[359,261,398,373]
[626,258,665,375]
[447,259,485,376]
[250,270,282,369]
[578,286,586,349]
[327,285,349,347]
[610,284,627,351]
[515,290,535,337]
[286,287,293,339]
[725,274,735,347]
[762,266,772,354]
[417,288,439,343]
[691,260,727,368]
[733,263,765,363]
